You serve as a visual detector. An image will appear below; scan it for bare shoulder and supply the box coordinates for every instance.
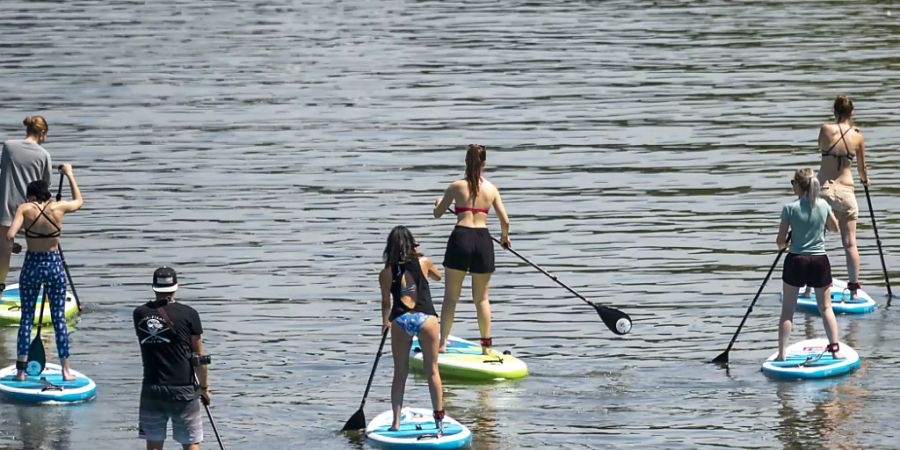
[418,255,433,270]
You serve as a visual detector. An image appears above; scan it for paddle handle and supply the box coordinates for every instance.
[863,184,892,301]
[358,327,390,409]
[53,172,83,311]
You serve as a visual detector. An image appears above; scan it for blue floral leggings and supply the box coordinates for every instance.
[16,251,70,359]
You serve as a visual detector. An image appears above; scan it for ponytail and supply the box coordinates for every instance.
[465,144,486,199]
[807,177,820,207]
[792,168,821,210]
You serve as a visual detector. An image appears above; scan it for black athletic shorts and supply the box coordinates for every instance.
[443,226,495,274]
[782,253,832,288]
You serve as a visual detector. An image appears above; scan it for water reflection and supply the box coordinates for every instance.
[14,405,74,450]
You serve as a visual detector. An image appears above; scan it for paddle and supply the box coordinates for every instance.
[862,184,892,305]
[342,327,390,431]
[711,232,790,365]
[194,372,226,450]
[54,170,83,312]
[25,291,49,376]
[491,236,633,335]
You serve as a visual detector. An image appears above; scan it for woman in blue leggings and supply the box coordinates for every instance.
[6,164,83,381]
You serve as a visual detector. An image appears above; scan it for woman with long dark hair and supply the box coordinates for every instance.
[433,144,510,355]
[777,168,843,360]
[379,226,444,431]
[814,96,868,300]
[7,164,83,381]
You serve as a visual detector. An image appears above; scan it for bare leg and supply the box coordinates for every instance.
[417,317,443,418]
[390,324,412,430]
[0,226,10,288]
[14,357,26,381]
[439,268,466,352]
[471,272,492,355]
[60,358,76,382]
[815,285,844,358]
[840,219,860,299]
[182,443,199,450]
[146,441,164,450]
[778,282,800,361]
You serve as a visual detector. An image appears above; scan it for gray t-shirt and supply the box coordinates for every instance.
[0,139,52,226]
[781,197,831,255]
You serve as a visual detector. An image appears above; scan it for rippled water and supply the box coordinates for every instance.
[1,1,900,448]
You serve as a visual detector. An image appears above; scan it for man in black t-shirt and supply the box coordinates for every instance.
[134,267,211,450]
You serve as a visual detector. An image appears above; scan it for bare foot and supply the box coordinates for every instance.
[14,372,26,381]
[831,351,845,359]
[799,288,812,298]
[774,355,786,362]
[61,371,76,382]
[438,345,447,353]
[389,424,400,431]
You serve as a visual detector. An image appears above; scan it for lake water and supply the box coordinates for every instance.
[1,1,899,448]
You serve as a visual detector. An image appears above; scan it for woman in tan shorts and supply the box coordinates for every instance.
[815,95,868,300]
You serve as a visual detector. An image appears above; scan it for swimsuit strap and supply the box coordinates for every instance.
[454,206,490,215]
[23,202,61,239]
[821,124,855,161]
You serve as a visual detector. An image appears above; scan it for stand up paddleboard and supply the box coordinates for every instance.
[762,339,860,380]
[0,283,79,326]
[366,408,472,449]
[410,335,527,381]
[793,279,876,315]
[0,363,96,404]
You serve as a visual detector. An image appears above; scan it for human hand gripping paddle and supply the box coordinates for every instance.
[862,182,893,306]
[342,327,390,431]
[54,168,83,312]
[711,231,791,365]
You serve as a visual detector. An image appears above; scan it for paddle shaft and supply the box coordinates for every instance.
[194,373,226,450]
[358,327,390,410]
[490,236,596,308]
[53,172,83,311]
[714,238,789,362]
[863,184,892,302]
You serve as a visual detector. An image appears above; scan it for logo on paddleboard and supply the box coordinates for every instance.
[616,318,632,334]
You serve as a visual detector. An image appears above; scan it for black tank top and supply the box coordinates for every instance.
[388,259,437,321]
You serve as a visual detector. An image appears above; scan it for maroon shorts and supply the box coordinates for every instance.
[782,253,832,288]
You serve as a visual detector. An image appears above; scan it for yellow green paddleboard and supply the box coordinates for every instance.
[410,335,528,381]
[0,283,79,326]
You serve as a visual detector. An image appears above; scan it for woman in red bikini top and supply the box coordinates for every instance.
[433,144,510,355]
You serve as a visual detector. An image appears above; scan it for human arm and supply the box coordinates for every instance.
[433,183,456,218]
[191,335,210,404]
[379,268,392,330]
[6,203,27,249]
[776,219,790,251]
[856,135,868,186]
[421,256,441,281]
[57,164,83,212]
[826,211,839,233]
[493,190,511,248]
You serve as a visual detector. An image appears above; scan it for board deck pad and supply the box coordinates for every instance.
[762,338,860,380]
[0,283,79,326]
[0,363,97,404]
[410,335,528,381]
[791,279,876,315]
[366,407,472,449]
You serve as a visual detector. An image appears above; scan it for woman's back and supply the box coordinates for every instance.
[782,197,830,255]
[450,178,498,228]
[21,201,67,252]
[818,123,863,186]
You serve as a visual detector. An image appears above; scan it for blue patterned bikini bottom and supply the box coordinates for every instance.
[393,312,431,337]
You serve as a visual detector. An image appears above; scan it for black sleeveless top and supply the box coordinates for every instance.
[388,259,437,321]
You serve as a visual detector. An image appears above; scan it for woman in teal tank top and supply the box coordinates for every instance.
[775,169,843,360]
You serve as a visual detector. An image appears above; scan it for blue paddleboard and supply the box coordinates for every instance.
[0,363,97,404]
[761,339,860,380]
[366,407,471,449]
[793,279,876,315]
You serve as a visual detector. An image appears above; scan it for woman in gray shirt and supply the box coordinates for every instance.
[0,116,52,292]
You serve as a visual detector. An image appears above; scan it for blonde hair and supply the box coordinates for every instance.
[793,168,821,207]
[23,116,48,144]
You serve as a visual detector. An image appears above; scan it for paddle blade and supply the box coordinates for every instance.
[26,335,46,376]
[711,350,729,365]
[342,408,366,432]
[593,303,632,335]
